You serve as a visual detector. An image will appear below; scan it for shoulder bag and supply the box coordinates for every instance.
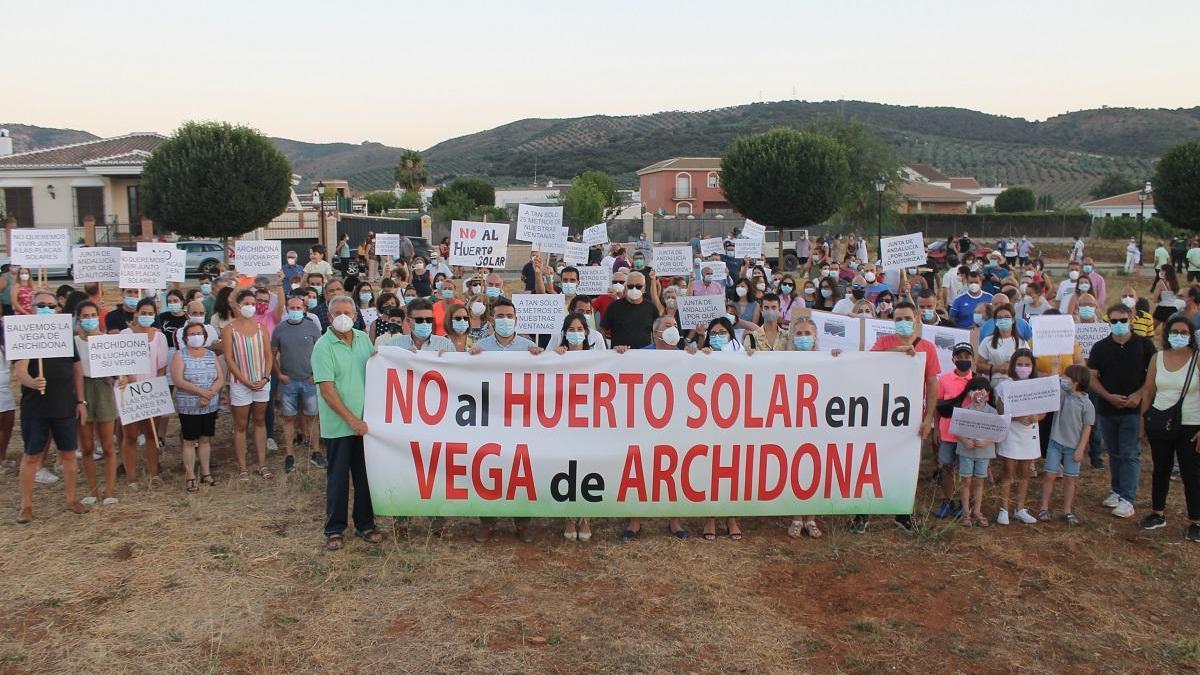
[1143,350,1199,440]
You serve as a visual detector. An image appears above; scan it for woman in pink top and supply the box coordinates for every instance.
[117,297,169,490]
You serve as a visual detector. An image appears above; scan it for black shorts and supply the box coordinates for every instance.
[179,412,217,440]
[21,414,77,455]
[1154,305,1178,323]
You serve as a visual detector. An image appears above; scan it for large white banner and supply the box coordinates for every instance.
[363,350,925,516]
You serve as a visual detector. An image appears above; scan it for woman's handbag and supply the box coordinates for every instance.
[1143,351,1199,440]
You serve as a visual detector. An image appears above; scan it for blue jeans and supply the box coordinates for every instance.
[1087,393,1104,461]
[1098,412,1142,502]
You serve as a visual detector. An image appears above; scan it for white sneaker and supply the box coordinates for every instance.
[1014,508,1038,524]
[996,508,1010,525]
[81,496,98,506]
[91,448,104,460]
[34,467,60,484]
[1112,499,1136,518]
[102,497,119,506]
[1101,492,1121,508]
[267,438,279,452]
[137,434,146,446]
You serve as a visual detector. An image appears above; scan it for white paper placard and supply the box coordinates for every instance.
[1031,315,1077,356]
[449,220,509,269]
[3,314,75,360]
[576,266,609,296]
[949,407,1011,443]
[651,246,693,277]
[700,237,724,257]
[582,222,608,245]
[998,376,1062,417]
[114,375,176,424]
[920,324,972,373]
[10,228,71,267]
[740,219,765,241]
[536,226,569,255]
[881,233,927,270]
[234,240,282,276]
[514,293,565,334]
[72,247,122,283]
[515,204,564,246]
[82,333,152,378]
[563,242,589,265]
[374,233,400,258]
[677,294,726,330]
[809,310,862,353]
[697,263,727,282]
[119,251,168,289]
[1075,322,1111,358]
[862,318,896,349]
[137,243,186,282]
[360,307,379,327]
[734,238,762,259]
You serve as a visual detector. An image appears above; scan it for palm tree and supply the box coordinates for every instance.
[394,150,429,192]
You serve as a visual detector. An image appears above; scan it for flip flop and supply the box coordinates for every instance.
[325,534,344,551]
[355,528,384,544]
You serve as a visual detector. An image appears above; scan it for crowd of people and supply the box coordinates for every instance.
[4,229,1200,550]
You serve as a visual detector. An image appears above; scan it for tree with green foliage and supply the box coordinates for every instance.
[1090,173,1140,200]
[365,191,399,214]
[432,176,495,211]
[805,118,900,225]
[393,149,429,192]
[559,170,622,226]
[719,127,849,229]
[1036,194,1055,211]
[141,122,291,245]
[1153,139,1200,230]
[429,187,476,222]
[396,190,423,209]
[994,186,1036,213]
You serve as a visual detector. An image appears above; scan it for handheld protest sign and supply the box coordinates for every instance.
[449,220,509,269]
[234,240,283,276]
[880,233,927,270]
[114,375,175,425]
[4,314,74,361]
[11,228,70,268]
[72,247,122,283]
[582,222,608,245]
[82,333,153,378]
[513,294,565,335]
[515,204,564,248]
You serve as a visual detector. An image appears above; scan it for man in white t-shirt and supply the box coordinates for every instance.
[1057,261,1083,312]
[941,264,965,306]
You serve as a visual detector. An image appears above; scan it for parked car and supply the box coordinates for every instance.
[925,240,993,270]
[173,240,226,276]
[763,229,812,271]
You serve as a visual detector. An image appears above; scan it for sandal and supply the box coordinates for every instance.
[257,466,274,480]
[726,519,743,541]
[974,513,990,528]
[787,519,804,538]
[325,534,344,551]
[803,521,823,539]
[148,476,164,489]
[355,528,384,544]
[238,471,250,482]
[618,528,640,543]
[200,474,216,486]
[185,478,198,493]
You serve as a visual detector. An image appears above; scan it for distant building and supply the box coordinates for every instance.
[897,180,979,215]
[902,165,1003,211]
[637,158,732,217]
[1080,190,1156,220]
[494,186,562,208]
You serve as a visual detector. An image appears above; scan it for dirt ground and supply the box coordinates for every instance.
[0,242,1197,674]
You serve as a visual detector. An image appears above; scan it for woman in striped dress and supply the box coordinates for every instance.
[172,322,225,492]
[221,289,274,481]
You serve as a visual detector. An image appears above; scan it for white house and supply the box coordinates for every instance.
[1080,189,1156,220]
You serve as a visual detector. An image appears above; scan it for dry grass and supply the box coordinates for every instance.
[0,245,1196,674]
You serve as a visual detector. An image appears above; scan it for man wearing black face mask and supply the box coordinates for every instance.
[931,343,977,519]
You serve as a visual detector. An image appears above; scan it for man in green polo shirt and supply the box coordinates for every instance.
[312,294,383,550]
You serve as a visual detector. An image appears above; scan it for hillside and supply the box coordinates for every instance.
[7,101,1200,206]
[0,123,98,153]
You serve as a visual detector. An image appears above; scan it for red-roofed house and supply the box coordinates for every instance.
[897,180,979,214]
[0,131,165,243]
[1081,190,1156,220]
[637,158,733,217]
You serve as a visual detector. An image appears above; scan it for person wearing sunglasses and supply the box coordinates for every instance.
[600,270,660,349]
[377,298,452,352]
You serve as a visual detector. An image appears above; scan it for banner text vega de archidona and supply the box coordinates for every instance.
[363,350,926,517]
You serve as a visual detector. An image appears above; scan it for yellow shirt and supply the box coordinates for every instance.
[1132,310,1154,338]
[1034,341,1083,376]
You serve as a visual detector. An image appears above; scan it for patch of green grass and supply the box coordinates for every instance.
[163,574,181,590]
[207,545,230,558]
[42,597,61,608]
[849,618,877,634]
[1162,639,1200,666]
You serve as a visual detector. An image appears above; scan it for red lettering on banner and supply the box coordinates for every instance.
[743,443,754,500]
[710,444,740,501]
[535,373,563,427]
[410,441,440,499]
[645,373,673,429]
[757,444,787,500]
[686,374,706,428]
[825,442,853,498]
[855,442,881,498]
[617,445,646,502]
[797,374,818,427]
[711,374,738,429]
[593,373,616,427]
[505,372,532,427]
[652,444,679,501]
[567,373,588,427]
[766,375,792,427]
[472,442,502,500]
[419,371,448,424]
[743,375,764,428]
[681,444,706,502]
[507,444,536,500]
[386,369,415,424]
[791,443,821,500]
[445,442,468,499]
[618,372,644,427]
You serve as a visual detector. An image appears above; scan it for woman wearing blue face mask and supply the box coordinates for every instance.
[117,298,170,491]
[552,313,595,542]
[977,304,1027,385]
[74,301,119,507]
[697,316,747,542]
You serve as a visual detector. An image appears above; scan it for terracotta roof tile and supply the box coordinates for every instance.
[949,176,980,190]
[637,157,722,175]
[899,180,978,203]
[1080,189,1154,208]
[0,133,166,168]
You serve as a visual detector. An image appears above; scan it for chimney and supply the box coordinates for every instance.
[0,129,12,157]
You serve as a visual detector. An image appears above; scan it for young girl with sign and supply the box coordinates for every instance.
[118,298,169,490]
[1036,366,1094,526]
[553,313,594,542]
[993,349,1044,525]
[953,377,999,527]
[75,301,119,505]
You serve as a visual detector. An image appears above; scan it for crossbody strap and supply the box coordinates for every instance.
[1179,350,1200,406]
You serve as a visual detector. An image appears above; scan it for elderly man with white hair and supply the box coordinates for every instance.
[311,294,384,550]
[600,270,661,349]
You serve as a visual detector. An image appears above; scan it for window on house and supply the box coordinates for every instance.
[2,187,34,227]
[74,186,104,227]
[707,172,719,188]
[677,202,692,215]
[675,173,691,199]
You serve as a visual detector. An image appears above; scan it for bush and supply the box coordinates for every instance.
[1092,216,1181,239]
[995,186,1036,213]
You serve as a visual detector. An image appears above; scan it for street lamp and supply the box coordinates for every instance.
[1138,180,1152,249]
[316,181,328,250]
[874,176,887,261]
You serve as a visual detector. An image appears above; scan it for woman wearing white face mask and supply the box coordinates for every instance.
[221,289,274,482]
[731,280,760,324]
[171,322,225,493]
